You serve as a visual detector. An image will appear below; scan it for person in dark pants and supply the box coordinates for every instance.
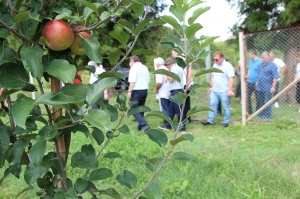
[127,56,150,131]
[255,51,279,120]
[247,50,263,114]
[158,57,186,132]
[294,52,300,113]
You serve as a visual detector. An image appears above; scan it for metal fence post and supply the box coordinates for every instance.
[239,32,247,126]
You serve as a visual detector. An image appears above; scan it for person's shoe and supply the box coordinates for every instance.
[274,102,279,108]
[158,125,171,131]
[201,121,213,125]
[223,123,229,128]
[141,125,150,131]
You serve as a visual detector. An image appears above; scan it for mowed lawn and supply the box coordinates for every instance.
[1,72,300,199]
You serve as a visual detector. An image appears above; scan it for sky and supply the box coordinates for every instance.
[161,0,239,41]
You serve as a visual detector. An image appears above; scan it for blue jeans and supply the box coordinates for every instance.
[256,90,272,119]
[167,89,186,131]
[160,98,170,127]
[130,90,148,130]
[207,91,231,124]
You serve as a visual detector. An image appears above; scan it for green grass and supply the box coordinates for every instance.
[1,73,300,199]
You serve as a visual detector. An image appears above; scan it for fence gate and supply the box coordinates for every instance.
[239,26,300,124]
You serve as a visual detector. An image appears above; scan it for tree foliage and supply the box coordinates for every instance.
[0,0,217,198]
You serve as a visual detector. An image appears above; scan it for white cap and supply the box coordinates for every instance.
[88,61,98,68]
[154,57,165,65]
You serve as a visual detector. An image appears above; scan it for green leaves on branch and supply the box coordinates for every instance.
[153,69,180,83]
[12,97,35,129]
[188,6,210,25]
[172,152,199,164]
[144,183,163,199]
[161,15,182,33]
[127,105,151,116]
[88,168,113,181]
[195,68,224,77]
[187,106,213,117]
[145,111,172,126]
[0,63,31,89]
[85,109,112,131]
[44,59,76,83]
[116,170,137,189]
[146,129,168,147]
[82,35,103,63]
[109,28,130,49]
[170,134,194,146]
[20,45,43,79]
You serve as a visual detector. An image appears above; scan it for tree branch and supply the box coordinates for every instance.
[37,80,53,126]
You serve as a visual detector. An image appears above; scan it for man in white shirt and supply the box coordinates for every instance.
[154,57,171,129]
[127,56,150,131]
[201,51,235,127]
[88,61,108,109]
[269,52,287,108]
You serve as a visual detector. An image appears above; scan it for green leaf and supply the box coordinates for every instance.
[132,49,157,56]
[81,144,95,157]
[92,128,105,145]
[172,152,199,163]
[145,0,155,6]
[61,84,89,102]
[65,187,77,198]
[71,152,98,169]
[127,105,151,116]
[85,109,112,131]
[0,48,17,65]
[12,97,35,129]
[146,129,168,147]
[170,134,194,146]
[19,20,39,39]
[188,6,210,25]
[0,62,30,89]
[44,59,76,83]
[201,36,219,49]
[75,178,88,194]
[131,2,144,16]
[103,152,122,159]
[187,0,203,10]
[117,125,130,134]
[153,69,180,83]
[0,27,10,39]
[163,34,181,45]
[169,93,183,105]
[117,19,134,33]
[24,161,49,185]
[104,104,119,122]
[102,188,121,199]
[88,168,113,181]
[186,106,213,117]
[98,71,125,80]
[108,48,122,65]
[146,157,163,172]
[185,23,203,40]
[195,68,223,77]
[74,0,102,13]
[34,93,70,109]
[145,111,172,126]
[82,35,103,63]
[14,11,40,23]
[144,183,162,199]
[28,140,46,166]
[169,5,183,22]
[134,18,151,35]
[161,15,182,33]
[86,78,117,105]
[109,28,130,48]
[175,57,186,68]
[116,170,137,189]
[0,126,10,164]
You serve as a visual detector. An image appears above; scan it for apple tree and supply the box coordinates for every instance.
[0,0,218,198]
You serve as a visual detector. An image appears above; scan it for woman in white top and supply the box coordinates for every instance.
[295,53,300,112]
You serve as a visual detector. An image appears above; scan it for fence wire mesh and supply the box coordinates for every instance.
[244,26,300,123]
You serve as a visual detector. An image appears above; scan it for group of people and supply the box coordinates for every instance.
[127,51,193,132]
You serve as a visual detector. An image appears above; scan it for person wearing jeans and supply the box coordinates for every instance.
[201,51,235,127]
[247,50,263,114]
[255,51,279,120]
[127,56,150,131]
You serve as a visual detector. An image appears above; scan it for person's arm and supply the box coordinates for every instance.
[228,76,234,96]
[209,76,214,92]
[270,79,277,94]
[127,82,134,99]
[155,83,162,93]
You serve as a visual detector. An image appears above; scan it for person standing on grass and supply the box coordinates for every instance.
[201,51,235,128]
[128,55,150,132]
[295,52,300,113]
[89,61,109,109]
[154,57,171,127]
[235,61,242,104]
[158,57,186,132]
[247,50,263,114]
[171,50,193,123]
[269,51,287,108]
[255,51,279,121]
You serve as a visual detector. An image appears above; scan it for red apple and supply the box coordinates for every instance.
[42,20,74,51]
[70,25,91,55]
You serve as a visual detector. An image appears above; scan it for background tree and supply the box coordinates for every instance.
[226,0,300,103]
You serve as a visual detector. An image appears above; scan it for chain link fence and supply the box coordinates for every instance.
[242,26,300,123]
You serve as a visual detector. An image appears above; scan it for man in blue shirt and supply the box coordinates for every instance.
[247,50,263,114]
[255,51,279,120]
